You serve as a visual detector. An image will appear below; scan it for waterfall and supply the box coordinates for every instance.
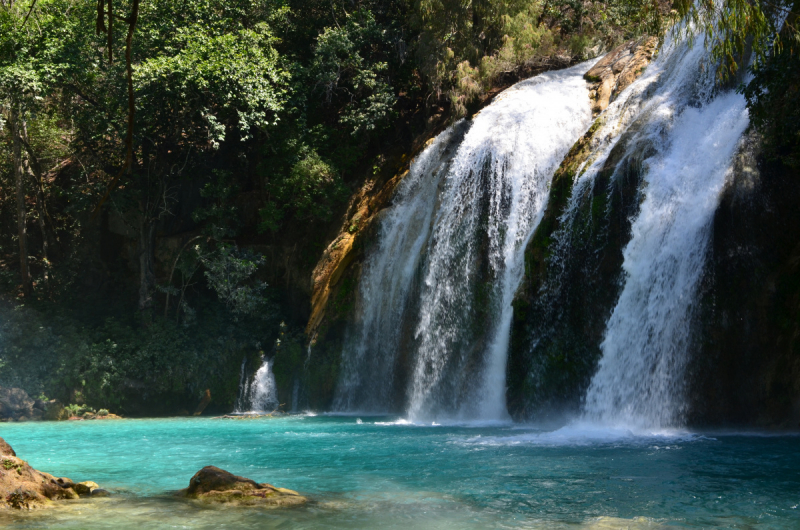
[335,61,596,421]
[578,31,751,428]
[235,357,279,413]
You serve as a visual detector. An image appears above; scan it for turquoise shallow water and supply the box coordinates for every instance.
[0,416,798,528]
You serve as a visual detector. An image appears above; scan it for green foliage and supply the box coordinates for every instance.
[285,152,346,220]
[413,0,666,118]
[258,148,349,231]
[414,0,547,97]
[193,171,243,237]
[0,300,279,414]
[135,22,289,146]
[200,245,268,317]
[674,0,799,79]
[64,404,94,417]
[310,9,397,138]
[742,13,800,166]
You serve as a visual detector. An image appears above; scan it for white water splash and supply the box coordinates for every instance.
[336,60,597,421]
[460,422,701,447]
[581,32,750,428]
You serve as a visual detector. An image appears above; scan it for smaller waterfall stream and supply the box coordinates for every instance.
[235,357,279,413]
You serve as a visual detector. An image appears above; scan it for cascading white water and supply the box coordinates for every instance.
[579,31,751,429]
[332,124,468,413]
[335,61,596,421]
[235,358,279,413]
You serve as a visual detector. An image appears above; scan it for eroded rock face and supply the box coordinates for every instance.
[0,437,101,510]
[0,388,70,422]
[585,37,658,114]
[182,466,307,507]
[306,161,413,339]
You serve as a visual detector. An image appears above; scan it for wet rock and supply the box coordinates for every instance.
[94,413,122,420]
[55,477,75,489]
[90,488,110,497]
[0,439,100,509]
[74,481,100,496]
[186,466,260,495]
[181,466,307,507]
[689,130,800,427]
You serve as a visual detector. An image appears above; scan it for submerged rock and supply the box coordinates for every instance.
[181,466,307,507]
[0,437,102,509]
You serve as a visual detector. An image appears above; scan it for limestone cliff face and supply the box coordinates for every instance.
[306,158,416,339]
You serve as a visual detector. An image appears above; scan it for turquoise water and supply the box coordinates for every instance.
[0,416,798,528]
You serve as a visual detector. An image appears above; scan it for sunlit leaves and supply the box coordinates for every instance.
[135,22,289,148]
[675,0,796,79]
[309,9,396,138]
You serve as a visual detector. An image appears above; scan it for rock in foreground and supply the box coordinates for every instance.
[0,437,102,509]
[181,466,307,507]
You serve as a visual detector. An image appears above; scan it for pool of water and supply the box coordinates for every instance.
[0,415,797,528]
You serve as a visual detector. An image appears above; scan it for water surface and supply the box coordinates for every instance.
[0,416,797,528]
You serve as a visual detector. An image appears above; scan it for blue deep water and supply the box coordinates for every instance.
[0,415,798,528]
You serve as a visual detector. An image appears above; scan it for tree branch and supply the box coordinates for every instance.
[21,0,37,27]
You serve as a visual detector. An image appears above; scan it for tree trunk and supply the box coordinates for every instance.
[20,124,51,293]
[11,106,31,296]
